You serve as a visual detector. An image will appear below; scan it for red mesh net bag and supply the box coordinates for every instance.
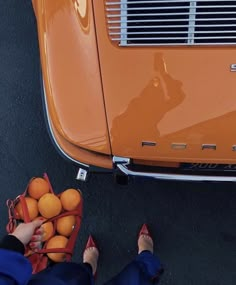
[6,173,83,274]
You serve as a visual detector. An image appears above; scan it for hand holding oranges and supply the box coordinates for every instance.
[13,176,82,263]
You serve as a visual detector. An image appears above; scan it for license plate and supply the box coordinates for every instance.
[180,163,236,171]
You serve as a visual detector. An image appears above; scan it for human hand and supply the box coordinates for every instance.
[10,220,44,250]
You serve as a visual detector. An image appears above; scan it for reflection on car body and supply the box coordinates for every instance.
[111,53,186,155]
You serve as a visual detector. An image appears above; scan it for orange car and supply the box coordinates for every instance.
[33,0,236,183]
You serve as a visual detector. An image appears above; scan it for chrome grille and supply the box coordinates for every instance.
[105,0,236,46]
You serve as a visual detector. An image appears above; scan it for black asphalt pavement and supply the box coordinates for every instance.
[0,1,236,285]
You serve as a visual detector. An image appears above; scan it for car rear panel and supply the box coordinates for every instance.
[93,0,236,163]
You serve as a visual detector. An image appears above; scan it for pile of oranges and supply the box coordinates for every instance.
[14,177,82,262]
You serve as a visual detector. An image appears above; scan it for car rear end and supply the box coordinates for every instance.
[33,0,236,183]
[96,0,236,183]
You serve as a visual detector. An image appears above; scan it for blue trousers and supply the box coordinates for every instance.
[28,251,162,285]
[28,262,94,285]
[104,251,163,285]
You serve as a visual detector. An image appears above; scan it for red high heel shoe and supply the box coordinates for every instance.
[138,224,154,253]
[138,224,152,239]
[83,235,99,277]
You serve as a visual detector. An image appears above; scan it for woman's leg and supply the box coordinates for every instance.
[104,250,163,285]
[28,262,94,285]
[104,225,164,285]
[48,262,94,284]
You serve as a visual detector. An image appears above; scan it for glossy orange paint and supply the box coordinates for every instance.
[33,0,112,168]
[93,1,236,163]
[50,119,113,169]
[33,0,236,168]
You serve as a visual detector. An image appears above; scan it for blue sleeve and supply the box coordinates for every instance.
[0,249,32,285]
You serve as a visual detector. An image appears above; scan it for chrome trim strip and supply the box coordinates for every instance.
[113,36,236,40]
[108,24,236,29]
[188,1,196,44]
[108,18,236,24]
[106,5,236,11]
[113,156,131,164]
[110,30,233,35]
[120,0,128,46]
[110,43,236,46]
[113,156,236,182]
[107,11,236,17]
[106,0,236,4]
[42,81,89,168]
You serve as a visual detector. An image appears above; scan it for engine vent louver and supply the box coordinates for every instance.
[105,0,236,46]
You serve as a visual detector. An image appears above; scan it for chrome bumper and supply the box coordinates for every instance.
[113,156,236,182]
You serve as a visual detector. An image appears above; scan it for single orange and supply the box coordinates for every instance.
[56,215,75,237]
[15,197,38,221]
[38,193,62,219]
[34,216,46,222]
[42,221,54,241]
[46,235,68,262]
[28,178,50,200]
[34,216,54,242]
[60,189,81,211]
